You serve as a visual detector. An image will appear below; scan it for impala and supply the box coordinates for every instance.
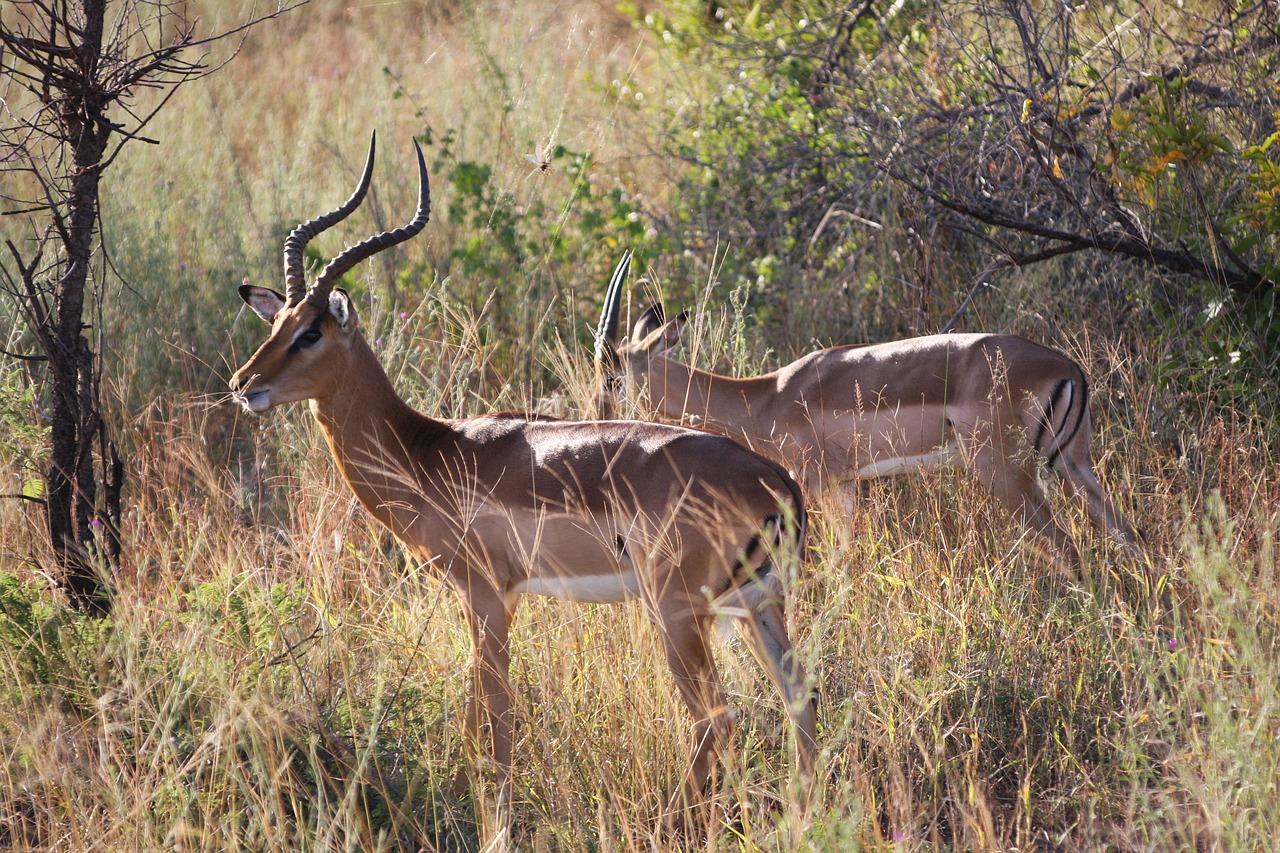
[596,252,1140,572]
[228,135,816,837]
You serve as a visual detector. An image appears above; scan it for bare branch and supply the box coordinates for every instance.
[917,177,1273,297]
[0,349,49,362]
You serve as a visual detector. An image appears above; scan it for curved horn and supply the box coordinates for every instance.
[307,138,431,308]
[594,250,631,368]
[283,131,378,305]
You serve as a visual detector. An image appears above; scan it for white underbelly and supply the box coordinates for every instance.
[512,571,642,604]
[857,442,961,478]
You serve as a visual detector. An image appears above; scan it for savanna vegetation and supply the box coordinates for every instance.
[1,0,1277,849]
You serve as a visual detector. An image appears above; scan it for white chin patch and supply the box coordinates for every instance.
[239,391,272,413]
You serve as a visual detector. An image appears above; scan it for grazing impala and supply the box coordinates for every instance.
[596,252,1139,572]
[228,135,816,836]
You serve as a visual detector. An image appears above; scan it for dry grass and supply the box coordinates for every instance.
[2,1,1278,850]
[4,295,1277,850]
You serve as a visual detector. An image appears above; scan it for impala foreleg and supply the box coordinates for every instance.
[456,588,515,829]
[656,609,733,820]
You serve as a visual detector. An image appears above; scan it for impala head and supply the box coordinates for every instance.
[229,132,430,413]
[594,251,687,415]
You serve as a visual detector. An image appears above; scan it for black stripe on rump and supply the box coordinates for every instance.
[728,513,791,588]
[1034,378,1071,461]
[730,535,764,583]
[1048,375,1089,470]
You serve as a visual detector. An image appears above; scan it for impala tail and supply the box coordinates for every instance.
[732,466,807,587]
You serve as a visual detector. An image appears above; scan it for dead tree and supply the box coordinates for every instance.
[0,0,306,613]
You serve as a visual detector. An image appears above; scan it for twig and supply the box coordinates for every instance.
[941,260,1005,333]
[0,348,48,362]
[1,494,47,505]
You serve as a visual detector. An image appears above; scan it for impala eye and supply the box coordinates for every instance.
[297,328,322,348]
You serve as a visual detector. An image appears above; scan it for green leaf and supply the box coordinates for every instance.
[21,478,44,500]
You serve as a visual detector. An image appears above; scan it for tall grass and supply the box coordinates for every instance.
[2,1,1278,850]
[5,293,1277,850]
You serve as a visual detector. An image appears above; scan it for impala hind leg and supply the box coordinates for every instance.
[732,591,817,793]
[970,436,1082,572]
[1049,419,1142,554]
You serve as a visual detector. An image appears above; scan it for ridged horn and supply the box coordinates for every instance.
[595,250,631,369]
[306,137,431,309]
[283,131,378,305]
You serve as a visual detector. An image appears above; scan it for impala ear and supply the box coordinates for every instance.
[239,284,286,323]
[633,308,688,356]
[329,288,359,333]
[664,311,689,348]
[632,304,667,340]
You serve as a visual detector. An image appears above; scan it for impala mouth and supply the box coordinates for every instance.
[234,388,272,414]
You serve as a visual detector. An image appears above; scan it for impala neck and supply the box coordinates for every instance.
[308,333,450,526]
[644,355,758,438]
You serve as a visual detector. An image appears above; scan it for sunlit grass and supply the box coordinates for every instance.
[5,282,1277,849]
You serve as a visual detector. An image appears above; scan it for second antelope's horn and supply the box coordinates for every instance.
[595,249,631,368]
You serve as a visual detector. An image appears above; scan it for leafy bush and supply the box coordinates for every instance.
[0,572,107,707]
[637,0,1280,414]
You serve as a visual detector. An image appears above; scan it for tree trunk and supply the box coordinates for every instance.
[44,0,115,614]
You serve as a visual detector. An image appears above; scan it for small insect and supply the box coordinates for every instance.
[524,140,554,176]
